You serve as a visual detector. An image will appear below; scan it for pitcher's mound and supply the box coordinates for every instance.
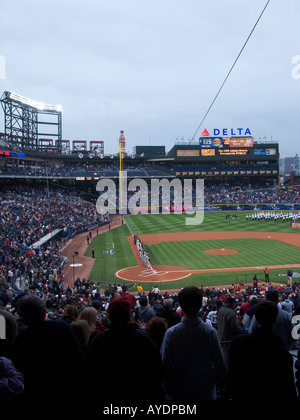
[204,248,239,255]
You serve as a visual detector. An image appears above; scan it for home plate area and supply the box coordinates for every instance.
[115,265,192,282]
[139,268,167,278]
[115,231,300,283]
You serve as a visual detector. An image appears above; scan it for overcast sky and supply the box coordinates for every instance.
[1,0,299,158]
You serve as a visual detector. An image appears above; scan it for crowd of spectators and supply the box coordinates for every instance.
[1,160,300,206]
[0,160,152,178]
[210,187,300,205]
[203,181,300,205]
[1,276,300,401]
[0,183,108,290]
[122,180,300,209]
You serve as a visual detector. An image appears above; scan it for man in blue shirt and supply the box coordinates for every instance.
[160,286,227,400]
[138,295,156,323]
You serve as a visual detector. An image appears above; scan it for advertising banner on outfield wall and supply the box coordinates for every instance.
[156,204,300,212]
[218,204,300,211]
[174,169,278,177]
[292,223,300,229]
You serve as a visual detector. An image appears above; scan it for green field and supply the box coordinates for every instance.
[85,211,300,291]
[145,238,300,269]
[124,212,300,234]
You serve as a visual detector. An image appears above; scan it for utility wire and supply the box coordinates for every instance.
[189,0,271,143]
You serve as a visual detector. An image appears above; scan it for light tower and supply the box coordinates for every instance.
[0,91,62,151]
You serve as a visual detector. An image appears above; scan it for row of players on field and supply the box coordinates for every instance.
[133,234,152,269]
[245,211,300,222]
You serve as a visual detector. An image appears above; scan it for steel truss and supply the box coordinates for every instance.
[0,91,62,151]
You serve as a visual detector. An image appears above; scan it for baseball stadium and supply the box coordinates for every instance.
[0,90,300,404]
[1,94,297,293]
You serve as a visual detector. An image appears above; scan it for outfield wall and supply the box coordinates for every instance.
[204,203,300,211]
[116,203,300,214]
[158,203,300,212]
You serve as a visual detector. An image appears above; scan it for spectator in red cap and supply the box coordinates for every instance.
[85,293,164,402]
[106,294,137,324]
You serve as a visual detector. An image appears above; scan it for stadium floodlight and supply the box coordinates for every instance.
[1,90,63,151]
[5,91,62,112]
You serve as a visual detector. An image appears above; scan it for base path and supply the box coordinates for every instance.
[115,231,300,283]
[135,230,300,247]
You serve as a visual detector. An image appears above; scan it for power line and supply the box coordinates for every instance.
[189,0,271,143]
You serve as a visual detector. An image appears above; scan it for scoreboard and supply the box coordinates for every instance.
[200,148,252,157]
[199,136,253,156]
[173,137,278,159]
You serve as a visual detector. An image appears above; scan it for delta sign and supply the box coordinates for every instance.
[199,128,253,149]
[201,128,252,137]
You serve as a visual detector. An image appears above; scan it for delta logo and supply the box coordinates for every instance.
[201,128,210,137]
[201,128,252,136]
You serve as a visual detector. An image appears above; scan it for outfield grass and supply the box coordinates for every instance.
[144,238,300,270]
[124,211,300,235]
[85,225,136,284]
[85,211,300,290]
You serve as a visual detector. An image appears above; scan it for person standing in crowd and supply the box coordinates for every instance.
[85,293,164,402]
[252,274,258,289]
[242,295,259,331]
[59,304,79,325]
[137,283,143,297]
[206,303,218,329]
[281,294,294,316]
[8,294,85,400]
[77,306,104,344]
[228,301,297,400]
[152,286,160,300]
[248,290,295,350]
[287,268,293,286]
[217,296,244,363]
[0,308,24,400]
[160,286,227,400]
[156,298,181,328]
[295,346,300,397]
[138,295,156,323]
[145,317,169,350]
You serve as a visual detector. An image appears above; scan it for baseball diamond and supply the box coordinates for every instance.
[59,211,300,292]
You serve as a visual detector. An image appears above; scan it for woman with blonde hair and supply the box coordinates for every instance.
[70,319,91,356]
[77,306,104,343]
